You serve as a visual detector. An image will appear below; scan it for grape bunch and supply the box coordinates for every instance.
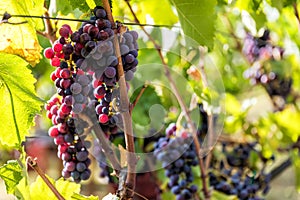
[242,30,292,108]
[154,124,198,200]
[209,170,270,200]
[208,142,272,199]
[43,6,139,182]
[45,95,92,183]
[242,30,284,84]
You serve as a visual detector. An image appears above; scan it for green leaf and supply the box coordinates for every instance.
[138,0,178,25]
[0,0,43,66]
[71,193,99,200]
[170,0,217,49]
[0,53,42,148]
[0,160,23,194]
[67,0,90,12]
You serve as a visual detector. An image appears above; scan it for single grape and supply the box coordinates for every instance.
[125,54,135,63]
[71,171,80,180]
[76,151,88,162]
[95,8,106,19]
[104,67,116,78]
[51,57,61,67]
[70,83,82,94]
[76,162,87,172]
[48,126,59,137]
[44,47,54,59]
[59,26,70,38]
[80,169,91,180]
[99,114,109,124]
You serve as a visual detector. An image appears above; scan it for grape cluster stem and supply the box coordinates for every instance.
[124,0,211,199]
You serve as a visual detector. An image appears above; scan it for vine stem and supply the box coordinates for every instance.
[37,9,56,44]
[102,0,137,199]
[26,156,65,200]
[124,1,210,199]
[130,83,148,114]
[269,158,292,181]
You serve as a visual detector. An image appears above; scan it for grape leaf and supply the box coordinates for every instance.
[30,177,80,200]
[0,0,43,66]
[16,176,95,200]
[67,0,98,13]
[170,0,217,49]
[0,160,23,194]
[0,53,42,148]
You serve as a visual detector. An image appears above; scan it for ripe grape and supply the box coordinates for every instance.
[51,57,61,67]
[44,47,54,59]
[53,43,63,53]
[104,67,116,78]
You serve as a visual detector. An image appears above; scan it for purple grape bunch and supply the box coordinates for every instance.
[154,123,198,200]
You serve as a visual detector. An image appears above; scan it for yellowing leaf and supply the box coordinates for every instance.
[55,178,81,198]
[0,0,44,66]
[29,176,56,200]
[16,176,96,200]
[0,53,42,148]
[30,177,81,200]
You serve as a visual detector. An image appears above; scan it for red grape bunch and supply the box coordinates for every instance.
[43,5,139,182]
